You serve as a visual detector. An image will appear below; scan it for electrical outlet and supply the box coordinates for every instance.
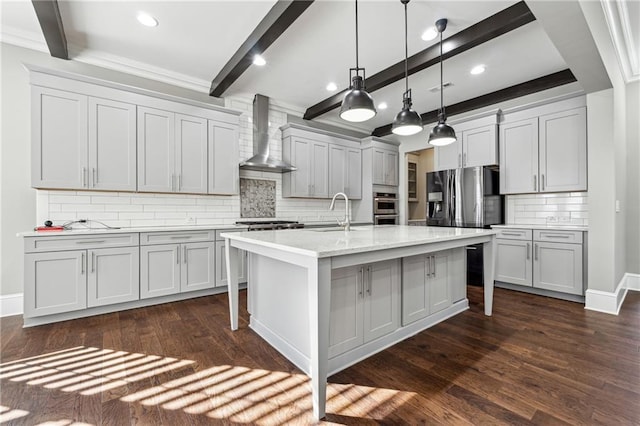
[546,216,558,223]
[186,217,195,224]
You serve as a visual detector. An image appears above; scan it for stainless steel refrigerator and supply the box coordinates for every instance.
[427,166,503,228]
[426,166,503,286]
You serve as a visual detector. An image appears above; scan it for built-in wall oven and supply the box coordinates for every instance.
[373,192,399,225]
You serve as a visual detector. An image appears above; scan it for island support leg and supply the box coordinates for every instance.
[483,236,496,316]
[225,238,239,330]
[308,258,331,420]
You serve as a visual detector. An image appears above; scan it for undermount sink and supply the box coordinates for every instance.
[311,226,368,232]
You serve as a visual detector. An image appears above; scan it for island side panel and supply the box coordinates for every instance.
[483,235,496,316]
[225,239,240,330]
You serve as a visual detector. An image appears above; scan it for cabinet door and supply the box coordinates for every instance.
[434,141,461,171]
[209,120,239,195]
[495,239,532,286]
[181,242,215,292]
[288,137,312,197]
[328,144,347,195]
[500,118,539,194]
[533,242,583,295]
[24,251,87,317]
[140,244,180,298]
[329,265,364,358]
[137,107,174,192]
[175,114,208,194]
[384,150,399,186]
[88,97,137,191]
[430,252,452,314]
[87,247,139,307]
[363,259,400,342]
[372,148,385,185]
[346,148,362,199]
[31,86,88,189]
[214,241,247,286]
[463,124,498,168]
[401,254,430,325]
[539,107,587,192]
[310,141,329,198]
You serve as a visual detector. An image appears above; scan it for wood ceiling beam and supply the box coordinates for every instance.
[303,1,535,121]
[371,69,577,137]
[209,0,314,97]
[31,0,68,59]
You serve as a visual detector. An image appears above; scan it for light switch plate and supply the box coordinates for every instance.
[615,200,621,212]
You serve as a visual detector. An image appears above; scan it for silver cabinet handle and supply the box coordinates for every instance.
[81,252,85,274]
[431,256,436,277]
[526,243,530,260]
[463,152,467,167]
[533,175,537,191]
[458,153,462,168]
[534,244,539,261]
[82,167,87,187]
[366,265,372,295]
[541,174,545,191]
[177,246,180,264]
[92,168,97,187]
[425,255,431,278]
[76,240,106,244]
[91,251,96,273]
[183,245,187,264]
[178,174,182,191]
[170,235,192,239]
[545,234,570,239]
[501,232,523,237]
[359,267,364,297]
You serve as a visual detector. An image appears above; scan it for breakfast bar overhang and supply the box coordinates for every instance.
[222,225,497,420]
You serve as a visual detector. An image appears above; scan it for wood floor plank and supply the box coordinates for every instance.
[1,287,638,424]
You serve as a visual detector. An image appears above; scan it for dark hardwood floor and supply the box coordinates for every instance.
[1,287,639,425]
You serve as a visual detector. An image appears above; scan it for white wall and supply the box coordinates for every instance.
[626,81,640,274]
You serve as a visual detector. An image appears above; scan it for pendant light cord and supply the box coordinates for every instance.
[439,30,445,119]
[355,0,359,70]
[404,2,408,93]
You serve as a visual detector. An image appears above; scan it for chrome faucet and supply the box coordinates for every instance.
[329,192,350,231]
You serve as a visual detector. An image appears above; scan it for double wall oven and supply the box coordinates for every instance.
[373,192,399,225]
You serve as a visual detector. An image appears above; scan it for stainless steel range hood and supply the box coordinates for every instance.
[239,94,296,173]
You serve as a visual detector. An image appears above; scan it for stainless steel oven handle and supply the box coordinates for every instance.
[374,198,398,201]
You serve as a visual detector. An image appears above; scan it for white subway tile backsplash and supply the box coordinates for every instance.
[506,192,588,226]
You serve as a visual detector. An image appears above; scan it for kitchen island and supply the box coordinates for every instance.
[221,225,497,420]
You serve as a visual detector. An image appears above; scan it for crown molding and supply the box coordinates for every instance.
[0,26,49,54]
[601,0,640,83]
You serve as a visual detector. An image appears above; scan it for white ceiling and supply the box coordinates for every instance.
[1,0,629,134]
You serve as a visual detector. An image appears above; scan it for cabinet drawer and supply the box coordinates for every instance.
[534,230,583,244]
[495,229,532,240]
[25,233,139,253]
[140,230,214,245]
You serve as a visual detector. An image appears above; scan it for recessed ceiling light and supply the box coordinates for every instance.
[136,12,158,27]
[253,55,266,66]
[326,82,338,91]
[378,102,388,110]
[421,26,438,41]
[470,64,486,75]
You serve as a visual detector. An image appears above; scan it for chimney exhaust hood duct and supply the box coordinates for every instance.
[239,94,296,173]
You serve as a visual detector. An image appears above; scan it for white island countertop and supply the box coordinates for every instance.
[221,225,497,258]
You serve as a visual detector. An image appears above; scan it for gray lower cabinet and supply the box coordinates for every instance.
[329,259,400,358]
[401,248,465,326]
[495,228,585,296]
[24,239,140,318]
[140,241,215,299]
[214,241,247,286]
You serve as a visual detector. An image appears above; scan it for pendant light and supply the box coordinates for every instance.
[392,0,423,136]
[428,18,457,146]
[340,0,376,123]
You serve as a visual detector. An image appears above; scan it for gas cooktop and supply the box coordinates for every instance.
[235,220,304,231]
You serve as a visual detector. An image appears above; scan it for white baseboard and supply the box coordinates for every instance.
[585,273,639,315]
[626,273,640,291]
[0,293,24,317]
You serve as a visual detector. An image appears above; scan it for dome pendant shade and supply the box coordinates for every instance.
[392,95,423,136]
[428,121,457,146]
[339,75,376,122]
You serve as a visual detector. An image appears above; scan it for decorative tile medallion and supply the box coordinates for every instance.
[240,178,276,218]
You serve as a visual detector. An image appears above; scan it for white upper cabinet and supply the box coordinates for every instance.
[175,113,208,194]
[500,97,587,194]
[372,148,398,186]
[434,115,498,171]
[88,97,137,191]
[29,66,241,195]
[31,86,88,189]
[282,123,360,199]
[209,120,239,195]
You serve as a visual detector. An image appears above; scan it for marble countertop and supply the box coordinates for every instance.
[492,224,588,232]
[221,225,497,258]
